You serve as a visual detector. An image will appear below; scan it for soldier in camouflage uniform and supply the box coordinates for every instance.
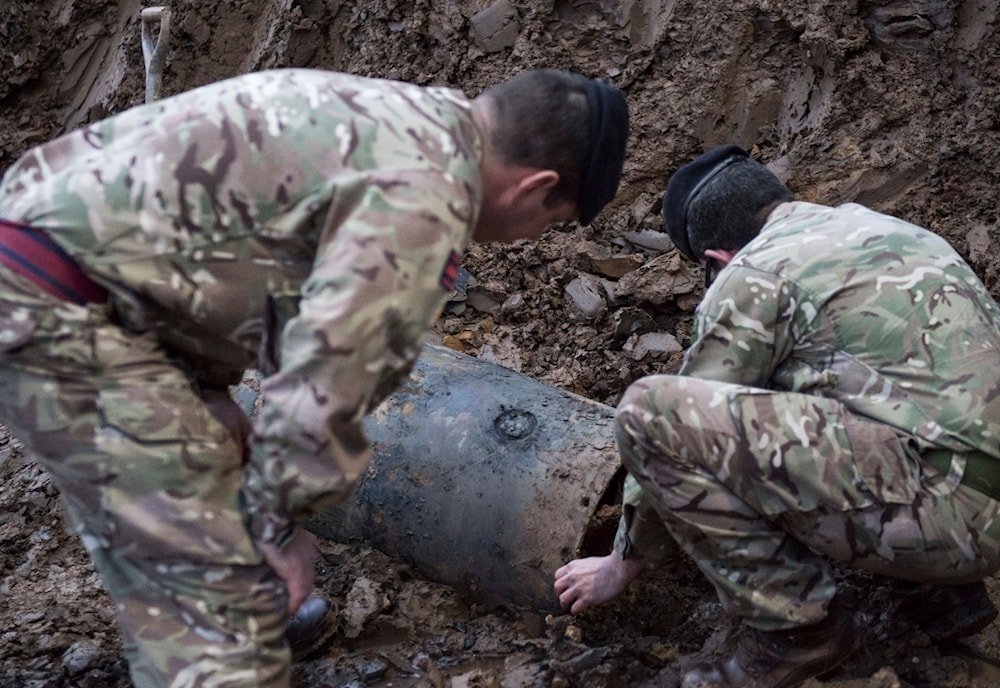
[554,145,1000,688]
[0,67,628,687]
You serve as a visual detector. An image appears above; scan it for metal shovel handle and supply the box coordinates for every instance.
[141,6,172,103]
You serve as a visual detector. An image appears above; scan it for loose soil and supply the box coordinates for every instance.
[2,1,1000,686]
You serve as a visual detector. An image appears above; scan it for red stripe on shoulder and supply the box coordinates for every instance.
[438,249,462,291]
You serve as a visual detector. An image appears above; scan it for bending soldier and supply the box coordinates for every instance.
[0,67,629,687]
[555,144,1000,688]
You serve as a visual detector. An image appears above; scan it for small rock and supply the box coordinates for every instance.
[358,656,389,682]
[623,331,682,361]
[565,274,606,319]
[466,289,501,313]
[471,0,519,53]
[615,251,700,310]
[445,266,475,302]
[452,667,493,688]
[622,229,676,252]
[590,253,645,278]
[612,307,657,341]
[501,292,525,313]
[343,577,390,639]
[62,640,104,676]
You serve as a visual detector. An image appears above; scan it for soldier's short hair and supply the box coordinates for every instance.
[482,69,628,225]
[664,145,793,261]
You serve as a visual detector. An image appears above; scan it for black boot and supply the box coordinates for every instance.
[897,580,998,643]
[682,598,857,688]
[285,594,338,661]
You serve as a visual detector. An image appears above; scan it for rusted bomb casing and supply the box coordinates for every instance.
[233,343,624,611]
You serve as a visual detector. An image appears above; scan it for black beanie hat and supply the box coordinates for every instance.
[578,79,629,226]
[662,144,749,261]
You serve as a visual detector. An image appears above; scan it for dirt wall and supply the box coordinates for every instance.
[2,1,1000,686]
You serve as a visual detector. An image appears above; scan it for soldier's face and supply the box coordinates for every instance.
[473,199,577,244]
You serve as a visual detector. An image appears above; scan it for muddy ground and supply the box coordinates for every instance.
[3,1,1000,686]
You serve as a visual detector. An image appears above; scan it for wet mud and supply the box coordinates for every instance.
[2,1,1000,686]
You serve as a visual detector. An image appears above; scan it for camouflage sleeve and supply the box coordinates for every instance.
[242,170,473,547]
[614,472,677,565]
[615,265,803,565]
[679,264,799,386]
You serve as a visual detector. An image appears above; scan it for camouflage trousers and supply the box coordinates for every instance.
[616,374,1000,631]
[0,267,291,687]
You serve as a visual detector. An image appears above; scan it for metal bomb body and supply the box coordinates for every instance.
[235,344,623,610]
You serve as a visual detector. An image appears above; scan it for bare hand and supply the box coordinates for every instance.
[259,527,318,616]
[553,552,643,614]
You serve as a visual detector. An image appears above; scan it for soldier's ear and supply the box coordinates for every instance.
[704,248,737,266]
[513,170,558,201]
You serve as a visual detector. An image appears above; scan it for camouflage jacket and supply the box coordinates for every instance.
[0,69,483,546]
[685,201,1000,459]
[618,201,1000,560]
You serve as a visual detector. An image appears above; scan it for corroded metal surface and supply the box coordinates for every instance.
[236,344,624,611]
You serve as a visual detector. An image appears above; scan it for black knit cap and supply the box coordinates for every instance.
[662,144,749,261]
[578,79,629,226]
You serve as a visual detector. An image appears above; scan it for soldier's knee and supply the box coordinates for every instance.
[617,375,670,414]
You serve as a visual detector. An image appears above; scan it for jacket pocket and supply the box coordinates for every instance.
[844,412,920,505]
